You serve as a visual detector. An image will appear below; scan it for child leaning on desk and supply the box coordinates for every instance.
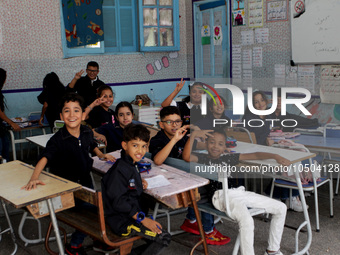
[101,124,171,255]
[22,92,115,255]
[183,129,291,255]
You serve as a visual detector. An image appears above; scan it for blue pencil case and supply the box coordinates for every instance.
[137,160,152,173]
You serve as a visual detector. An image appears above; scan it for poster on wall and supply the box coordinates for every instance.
[233,0,245,10]
[320,65,340,104]
[213,26,223,45]
[232,9,246,26]
[248,0,263,28]
[267,0,288,22]
[201,25,211,45]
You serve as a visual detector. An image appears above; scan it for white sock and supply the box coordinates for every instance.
[189,219,196,224]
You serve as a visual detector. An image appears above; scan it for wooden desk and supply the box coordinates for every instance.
[289,134,340,154]
[26,133,54,148]
[92,151,210,255]
[0,161,82,255]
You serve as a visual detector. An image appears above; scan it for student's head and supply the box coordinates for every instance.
[86,61,99,80]
[115,101,134,128]
[97,85,114,110]
[206,129,227,159]
[0,68,7,90]
[209,96,227,117]
[59,93,85,129]
[184,82,205,105]
[252,91,268,111]
[43,72,64,93]
[159,106,183,137]
[122,124,150,162]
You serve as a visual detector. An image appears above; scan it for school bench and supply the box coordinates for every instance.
[44,186,142,255]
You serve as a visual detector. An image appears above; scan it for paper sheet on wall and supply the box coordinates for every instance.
[241,30,254,45]
[255,28,269,43]
[232,64,242,84]
[0,24,3,46]
[249,0,264,28]
[243,70,253,87]
[320,65,340,104]
[232,44,241,64]
[286,66,298,87]
[144,175,171,189]
[242,49,252,69]
[253,47,263,67]
[274,64,285,86]
[298,65,315,93]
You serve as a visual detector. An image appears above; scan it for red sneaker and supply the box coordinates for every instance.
[204,229,231,245]
[180,219,200,235]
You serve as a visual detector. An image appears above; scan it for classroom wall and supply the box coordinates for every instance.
[0,0,194,118]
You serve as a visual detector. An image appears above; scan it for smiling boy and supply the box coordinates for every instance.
[102,124,171,254]
[149,106,189,165]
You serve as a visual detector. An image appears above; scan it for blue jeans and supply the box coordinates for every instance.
[0,134,10,162]
[186,207,214,233]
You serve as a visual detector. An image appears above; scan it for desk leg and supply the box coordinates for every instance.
[47,199,65,255]
[9,130,16,161]
[189,189,208,255]
[1,200,18,255]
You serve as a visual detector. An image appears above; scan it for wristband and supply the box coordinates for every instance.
[87,105,93,110]
[136,211,145,224]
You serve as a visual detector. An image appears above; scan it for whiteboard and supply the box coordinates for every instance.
[291,0,340,64]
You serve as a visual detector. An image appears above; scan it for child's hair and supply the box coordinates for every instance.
[87,61,99,69]
[160,106,181,120]
[59,92,85,113]
[244,90,268,115]
[209,128,227,141]
[97,84,114,98]
[183,82,205,103]
[43,72,65,95]
[115,101,134,117]
[123,124,150,143]
[208,96,227,111]
[0,68,7,111]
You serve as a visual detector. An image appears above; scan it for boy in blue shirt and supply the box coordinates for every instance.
[23,92,115,255]
[102,124,171,255]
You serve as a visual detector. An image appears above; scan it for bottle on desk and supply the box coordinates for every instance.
[149,88,155,107]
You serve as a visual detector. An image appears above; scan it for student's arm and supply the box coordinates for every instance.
[93,147,116,162]
[132,212,162,234]
[68,70,84,89]
[239,152,292,166]
[83,95,105,119]
[182,130,213,162]
[153,125,189,165]
[39,102,48,126]
[161,78,185,107]
[93,130,107,145]
[21,157,48,190]
[0,109,21,131]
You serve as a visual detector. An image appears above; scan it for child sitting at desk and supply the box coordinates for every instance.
[22,92,115,255]
[101,124,171,255]
[93,101,134,152]
[149,106,230,245]
[183,129,290,255]
[85,85,115,128]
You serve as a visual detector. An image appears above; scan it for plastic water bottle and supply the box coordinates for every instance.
[149,89,155,107]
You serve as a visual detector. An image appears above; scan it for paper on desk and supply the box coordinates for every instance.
[144,175,171,189]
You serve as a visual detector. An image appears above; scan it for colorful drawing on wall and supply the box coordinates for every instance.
[146,64,155,75]
[213,26,222,45]
[162,56,169,68]
[232,9,246,26]
[233,0,244,10]
[201,25,211,45]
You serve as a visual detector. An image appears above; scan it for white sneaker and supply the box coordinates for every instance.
[264,250,283,255]
[285,196,309,212]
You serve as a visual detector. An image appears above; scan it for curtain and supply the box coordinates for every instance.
[62,0,104,48]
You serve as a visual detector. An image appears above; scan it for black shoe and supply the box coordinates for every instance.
[65,243,87,255]
[93,240,119,253]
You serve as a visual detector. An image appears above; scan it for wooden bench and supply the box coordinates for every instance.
[44,187,142,255]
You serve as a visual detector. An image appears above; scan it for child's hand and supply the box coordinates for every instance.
[95,134,107,145]
[92,95,105,107]
[74,70,84,80]
[11,123,21,132]
[191,130,214,140]
[21,179,45,191]
[142,178,148,190]
[274,155,292,166]
[174,78,185,93]
[142,218,162,235]
[38,117,44,126]
[173,125,189,142]
[103,154,116,162]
